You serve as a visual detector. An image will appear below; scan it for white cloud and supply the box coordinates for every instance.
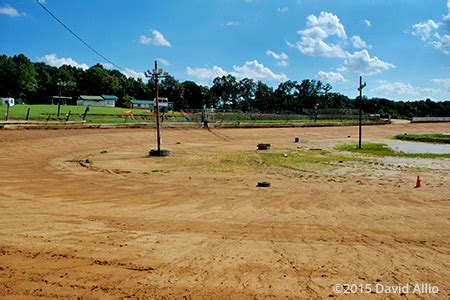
[289,11,393,76]
[225,21,239,26]
[412,20,439,41]
[139,29,171,47]
[289,11,347,58]
[351,35,371,49]
[102,63,113,69]
[186,66,228,80]
[231,60,288,81]
[277,7,289,13]
[432,32,450,54]
[276,60,288,67]
[444,0,450,30]
[0,5,26,17]
[316,71,347,83]
[431,77,450,87]
[411,3,450,55]
[305,12,347,39]
[339,50,395,75]
[372,81,446,99]
[122,68,146,80]
[364,19,372,28]
[187,60,288,82]
[157,58,169,66]
[41,54,89,70]
[266,50,288,60]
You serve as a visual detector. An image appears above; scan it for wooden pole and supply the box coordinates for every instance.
[358,76,366,149]
[26,108,30,121]
[155,60,161,156]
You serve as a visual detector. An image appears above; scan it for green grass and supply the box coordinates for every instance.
[209,150,364,173]
[338,143,450,159]
[0,104,182,123]
[394,133,450,144]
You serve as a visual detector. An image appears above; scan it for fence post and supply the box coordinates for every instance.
[5,102,10,121]
[26,108,30,121]
[66,111,71,122]
[82,106,90,121]
[57,103,61,117]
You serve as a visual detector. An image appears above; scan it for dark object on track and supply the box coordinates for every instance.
[149,149,171,157]
[257,143,271,150]
[257,181,271,187]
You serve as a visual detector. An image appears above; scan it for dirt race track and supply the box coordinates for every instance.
[0,123,449,299]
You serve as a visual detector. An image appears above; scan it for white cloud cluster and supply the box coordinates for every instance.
[364,19,372,28]
[186,66,227,80]
[372,81,445,99]
[0,5,26,17]
[339,50,395,76]
[351,35,371,49]
[225,21,239,26]
[266,50,288,60]
[431,77,450,88]
[41,54,89,70]
[266,50,288,67]
[186,60,288,82]
[233,60,288,81]
[289,11,394,77]
[289,11,347,58]
[122,68,146,80]
[412,20,439,41]
[157,58,170,66]
[277,7,289,13]
[412,1,450,54]
[139,30,171,47]
[316,71,347,83]
[277,60,288,67]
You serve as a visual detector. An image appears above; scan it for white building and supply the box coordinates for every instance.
[1,97,15,106]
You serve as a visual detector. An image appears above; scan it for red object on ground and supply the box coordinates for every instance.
[415,176,421,188]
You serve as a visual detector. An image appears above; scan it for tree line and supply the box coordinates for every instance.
[1,53,449,118]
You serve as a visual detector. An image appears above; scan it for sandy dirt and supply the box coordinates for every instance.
[0,123,449,299]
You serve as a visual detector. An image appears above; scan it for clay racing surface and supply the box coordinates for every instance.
[0,123,449,298]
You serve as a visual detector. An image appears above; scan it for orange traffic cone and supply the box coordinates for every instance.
[415,176,421,188]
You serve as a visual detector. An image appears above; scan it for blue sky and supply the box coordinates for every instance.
[1,0,449,101]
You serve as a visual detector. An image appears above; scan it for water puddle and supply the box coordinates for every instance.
[387,141,450,154]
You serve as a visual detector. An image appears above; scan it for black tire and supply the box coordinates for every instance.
[149,149,171,157]
[257,181,271,187]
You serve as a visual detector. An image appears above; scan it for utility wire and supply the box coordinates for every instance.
[35,0,124,71]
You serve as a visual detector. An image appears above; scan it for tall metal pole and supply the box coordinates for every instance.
[154,60,161,155]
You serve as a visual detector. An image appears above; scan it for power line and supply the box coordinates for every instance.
[35,0,124,71]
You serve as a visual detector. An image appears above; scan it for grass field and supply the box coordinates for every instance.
[1,104,376,125]
[394,133,450,144]
[338,142,450,159]
[0,104,155,123]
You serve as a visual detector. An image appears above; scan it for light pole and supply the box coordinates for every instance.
[357,76,366,149]
[145,60,169,156]
[57,80,66,105]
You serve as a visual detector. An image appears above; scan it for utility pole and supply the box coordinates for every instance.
[145,61,169,156]
[358,76,367,149]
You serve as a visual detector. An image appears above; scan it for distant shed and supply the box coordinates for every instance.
[1,97,15,106]
[77,95,116,107]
